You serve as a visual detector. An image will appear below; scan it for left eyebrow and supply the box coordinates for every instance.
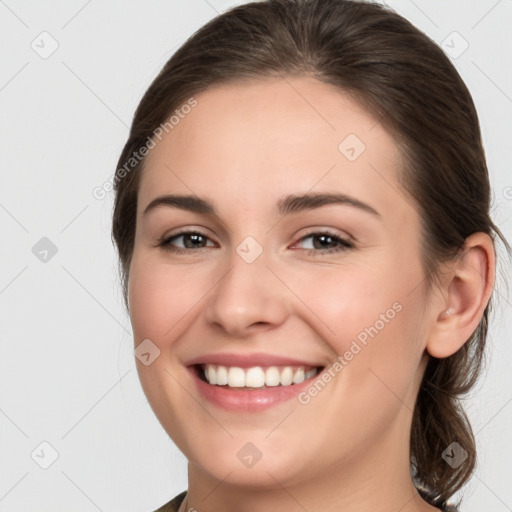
[142,192,381,218]
[277,192,381,218]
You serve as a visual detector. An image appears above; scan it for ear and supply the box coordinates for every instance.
[426,232,496,359]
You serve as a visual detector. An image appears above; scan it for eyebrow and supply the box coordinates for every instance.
[142,192,381,218]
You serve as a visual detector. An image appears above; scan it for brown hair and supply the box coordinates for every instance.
[111,0,510,509]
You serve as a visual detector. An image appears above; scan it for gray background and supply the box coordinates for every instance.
[0,1,511,511]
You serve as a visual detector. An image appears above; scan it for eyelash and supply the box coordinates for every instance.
[156,229,354,256]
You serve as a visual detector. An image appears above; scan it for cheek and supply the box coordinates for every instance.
[127,257,208,344]
[282,259,406,343]
[285,257,425,391]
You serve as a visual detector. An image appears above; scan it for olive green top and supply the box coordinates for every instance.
[153,490,187,512]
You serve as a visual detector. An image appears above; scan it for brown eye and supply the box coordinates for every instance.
[293,231,354,255]
[158,230,216,253]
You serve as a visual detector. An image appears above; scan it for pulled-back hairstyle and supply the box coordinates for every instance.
[111,0,510,509]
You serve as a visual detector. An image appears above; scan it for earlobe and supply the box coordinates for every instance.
[426,232,496,359]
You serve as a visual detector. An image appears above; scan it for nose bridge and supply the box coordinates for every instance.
[204,237,289,335]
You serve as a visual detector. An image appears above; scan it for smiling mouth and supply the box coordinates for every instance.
[194,364,324,389]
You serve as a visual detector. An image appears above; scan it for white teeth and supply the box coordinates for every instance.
[245,367,266,387]
[305,369,317,379]
[202,364,319,388]
[292,367,305,384]
[280,367,293,386]
[265,366,280,386]
[216,365,228,385]
[206,365,217,385]
[227,367,245,387]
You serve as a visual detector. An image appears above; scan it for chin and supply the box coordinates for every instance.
[178,428,321,491]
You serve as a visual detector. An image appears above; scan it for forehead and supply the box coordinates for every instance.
[138,75,411,220]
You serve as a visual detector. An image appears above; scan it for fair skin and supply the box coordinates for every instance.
[127,76,495,512]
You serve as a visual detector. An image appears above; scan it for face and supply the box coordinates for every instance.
[128,76,436,490]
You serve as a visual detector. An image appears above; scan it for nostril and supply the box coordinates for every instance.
[251,321,268,327]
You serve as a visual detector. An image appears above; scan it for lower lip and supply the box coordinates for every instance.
[188,366,321,412]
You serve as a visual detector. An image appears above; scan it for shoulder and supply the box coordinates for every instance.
[152,490,187,512]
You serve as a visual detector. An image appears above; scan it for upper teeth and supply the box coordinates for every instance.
[202,365,319,388]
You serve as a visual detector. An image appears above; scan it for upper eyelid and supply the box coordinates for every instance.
[161,226,216,241]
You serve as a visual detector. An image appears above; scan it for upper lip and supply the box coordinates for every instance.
[185,352,325,368]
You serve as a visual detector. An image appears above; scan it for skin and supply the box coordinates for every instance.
[127,75,495,512]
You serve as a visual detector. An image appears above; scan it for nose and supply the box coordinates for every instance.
[203,246,290,338]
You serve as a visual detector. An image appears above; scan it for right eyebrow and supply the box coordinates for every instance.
[143,195,215,216]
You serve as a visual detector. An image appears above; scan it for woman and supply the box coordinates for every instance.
[111,1,510,510]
